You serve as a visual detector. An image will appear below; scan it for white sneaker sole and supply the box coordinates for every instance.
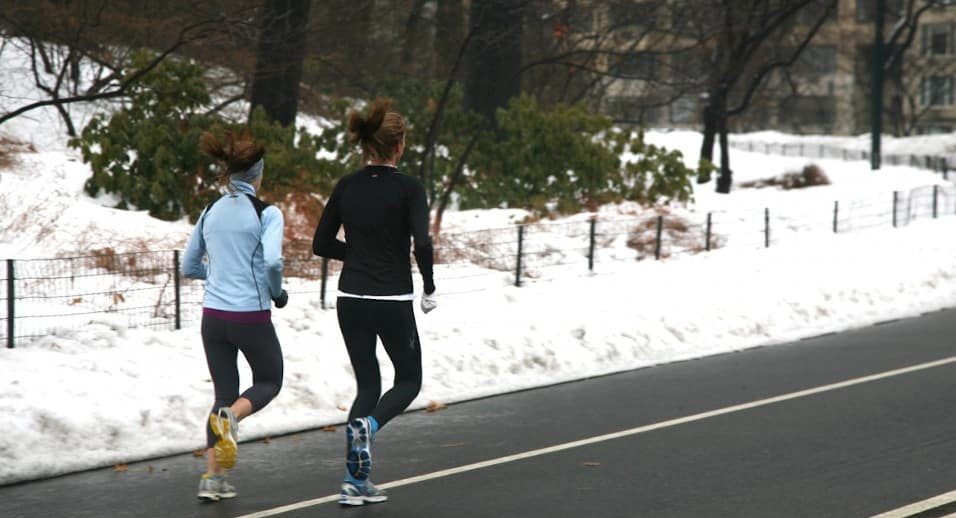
[197,490,237,502]
[338,494,387,506]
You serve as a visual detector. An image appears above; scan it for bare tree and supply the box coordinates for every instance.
[684,0,837,193]
[0,1,257,130]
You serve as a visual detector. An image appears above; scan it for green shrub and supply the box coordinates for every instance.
[71,51,342,222]
[462,95,699,215]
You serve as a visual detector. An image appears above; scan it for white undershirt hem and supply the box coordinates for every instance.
[337,290,415,301]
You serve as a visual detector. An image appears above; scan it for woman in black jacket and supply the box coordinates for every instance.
[313,98,436,506]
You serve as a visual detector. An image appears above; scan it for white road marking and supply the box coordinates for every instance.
[868,488,956,518]
[233,355,956,518]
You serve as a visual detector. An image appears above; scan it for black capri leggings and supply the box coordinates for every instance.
[337,297,423,429]
[201,314,283,448]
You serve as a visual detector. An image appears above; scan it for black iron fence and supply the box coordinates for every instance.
[729,139,956,179]
[3,178,956,347]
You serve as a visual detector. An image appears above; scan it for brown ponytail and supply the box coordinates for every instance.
[200,129,265,177]
[348,97,406,162]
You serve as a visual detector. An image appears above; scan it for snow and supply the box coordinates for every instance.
[4,38,956,485]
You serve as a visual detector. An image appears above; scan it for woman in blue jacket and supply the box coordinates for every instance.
[182,130,288,502]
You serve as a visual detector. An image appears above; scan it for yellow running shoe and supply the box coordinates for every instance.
[209,408,238,469]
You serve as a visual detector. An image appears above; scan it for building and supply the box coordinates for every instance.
[592,0,956,135]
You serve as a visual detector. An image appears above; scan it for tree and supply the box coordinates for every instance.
[248,0,311,126]
[687,0,837,193]
[0,0,255,130]
[463,0,526,125]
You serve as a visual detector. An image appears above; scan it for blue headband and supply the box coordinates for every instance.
[229,158,264,184]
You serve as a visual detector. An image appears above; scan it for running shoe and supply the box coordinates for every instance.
[197,473,237,501]
[339,480,387,506]
[209,407,238,469]
[345,417,372,481]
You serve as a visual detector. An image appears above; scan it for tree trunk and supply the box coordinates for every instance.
[435,0,465,79]
[697,103,717,183]
[716,110,732,194]
[249,0,312,127]
[401,0,429,72]
[463,0,524,125]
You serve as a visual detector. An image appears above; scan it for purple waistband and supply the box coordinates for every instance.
[203,307,272,324]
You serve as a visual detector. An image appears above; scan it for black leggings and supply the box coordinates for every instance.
[201,314,283,448]
[337,297,423,429]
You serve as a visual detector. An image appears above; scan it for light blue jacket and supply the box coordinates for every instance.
[182,181,284,311]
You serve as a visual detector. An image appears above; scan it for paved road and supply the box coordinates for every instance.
[3,308,956,518]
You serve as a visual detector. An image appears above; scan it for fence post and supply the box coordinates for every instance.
[515,225,524,287]
[764,208,770,248]
[705,212,712,251]
[833,201,839,233]
[933,185,939,219]
[587,218,596,272]
[944,158,949,181]
[842,148,848,160]
[892,191,899,228]
[654,216,663,260]
[320,257,329,310]
[173,250,181,330]
[6,259,13,349]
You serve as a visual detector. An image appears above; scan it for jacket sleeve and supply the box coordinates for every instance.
[260,205,284,299]
[312,179,347,260]
[408,177,435,294]
[181,209,208,280]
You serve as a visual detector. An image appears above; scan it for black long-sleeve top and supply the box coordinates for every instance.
[312,165,436,296]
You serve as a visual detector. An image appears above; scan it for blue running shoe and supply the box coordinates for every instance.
[346,417,372,481]
[339,481,387,506]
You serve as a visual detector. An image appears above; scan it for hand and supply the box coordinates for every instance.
[420,292,437,314]
[273,289,288,309]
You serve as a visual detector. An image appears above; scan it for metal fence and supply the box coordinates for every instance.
[5,175,956,348]
[729,139,956,179]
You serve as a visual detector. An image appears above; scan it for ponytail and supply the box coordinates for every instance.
[200,130,265,180]
[347,98,406,162]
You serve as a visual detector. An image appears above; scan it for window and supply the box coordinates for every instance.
[779,96,836,129]
[856,0,903,22]
[922,23,954,55]
[569,8,593,33]
[612,52,656,79]
[605,96,659,124]
[670,97,696,124]
[798,45,837,75]
[798,3,838,25]
[921,76,955,106]
[608,1,657,38]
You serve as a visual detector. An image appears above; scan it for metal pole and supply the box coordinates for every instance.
[173,250,181,330]
[320,257,329,310]
[764,208,770,248]
[892,191,899,227]
[833,201,839,233]
[870,0,884,171]
[515,225,524,287]
[587,219,596,272]
[934,185,939,218]
[705,213,713,251]
[6,260,13,348]
[654,216,663,260]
